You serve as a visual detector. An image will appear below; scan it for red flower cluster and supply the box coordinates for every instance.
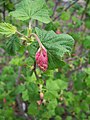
[35,47,48,71]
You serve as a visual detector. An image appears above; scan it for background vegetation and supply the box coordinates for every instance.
[0,0,90,120]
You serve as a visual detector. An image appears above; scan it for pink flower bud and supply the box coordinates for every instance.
[56,29,61,34]
[40,92,44,100]
[35,47,48,71]
[37,100,42,105]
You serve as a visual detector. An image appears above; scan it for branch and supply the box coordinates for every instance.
[66,50,90,62]
[16,95,29,120]
[16,67,30,120]
[71,62,88,73]
[35,20,38,27]
[53,0,79,21]
[16,66,21,85]
[51,0,59,18]
[42,23,46,29]
[16,31,29,40]
[64,0,78,11]
[33,62,40,80]
[66,61,88,78]
[2,3,5,21]
[65,57,77,62]
[81,0,89,20]
[42,0,60,29]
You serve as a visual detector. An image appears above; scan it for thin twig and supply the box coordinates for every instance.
[16,31,29,40]
[51,0,59,18]
[42,23,46,29]
[53,0,79,21]
[81,0,89,20]
[66,61,88,78]
[35,20,38,27]
[33,62,39,80]
[16,66,21,85]
[2,2,5,21]
[16,67,30,120]
[66,50,90,62]
[64,0,78,11]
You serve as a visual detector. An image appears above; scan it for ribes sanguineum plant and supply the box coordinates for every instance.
[0,0,75,119]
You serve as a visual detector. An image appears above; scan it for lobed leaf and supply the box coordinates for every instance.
[0,22,17,37]
[6,35,20,55]
[9,0,51,23]
[29,27,74,70]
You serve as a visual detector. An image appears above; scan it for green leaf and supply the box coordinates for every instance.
[84,68,90,75]
[80,101,89,112]
[29,27,74,70]
[86,76,90,87]
[83,36,90,49]
[47,99,57,110]
[27,83,39,102]
[45,99,57,117]
[22,89,29,101]
[46,80,59,91]
[0,22,17,37]
[28,102,38,115]
[56,79,68,90]
[46,79,67,92]
[6,35,20,55]
[66,116,72,120]
[15,84,25,94]
[36,27,74,65]
[10,56,25,66]
[45,78,68,100]
[10,0,50,23]
[45,91,59,100]
[45,79,67,100]
[0,0,5,6]
[85,19,90,29]
[55,116,62,120]
[61,11,71,21]
[41,111,53,119]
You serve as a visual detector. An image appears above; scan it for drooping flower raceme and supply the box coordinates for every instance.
[35,47,48,71]
[30,33,48,71]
